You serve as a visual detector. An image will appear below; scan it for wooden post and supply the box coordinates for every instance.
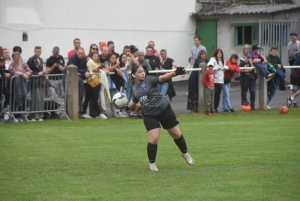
[198,63,206,114]
[66,64,79,120]
[258,70,267,110]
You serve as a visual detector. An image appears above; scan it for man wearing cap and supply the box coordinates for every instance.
[99,41,106,54]
[250,45,274,81]
[287,33,300,66]
[45,47,66,118]
[239,53,256,109]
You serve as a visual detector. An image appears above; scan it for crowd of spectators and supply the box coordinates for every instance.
[0,33,299,122]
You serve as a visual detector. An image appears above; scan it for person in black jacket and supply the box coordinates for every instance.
[27,46,46,121]
[239,53,257,110]
[67,47,90,119]
[0,56,10,122]
[144,46,160,70]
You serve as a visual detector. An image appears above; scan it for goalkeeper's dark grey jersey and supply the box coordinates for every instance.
[132,75,169,116]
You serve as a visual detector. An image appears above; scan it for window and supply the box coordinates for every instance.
[233,24,259,46]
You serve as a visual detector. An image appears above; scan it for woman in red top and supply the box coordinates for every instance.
[222,54,240,112]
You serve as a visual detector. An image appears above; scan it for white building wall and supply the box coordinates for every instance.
[210,11,300,60]
[0,0,196,80]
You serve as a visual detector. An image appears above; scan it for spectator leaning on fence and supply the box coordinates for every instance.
[104,54,125,117]
[250,45,275,81]
[27,46,46,121]
[148,40,160,58]
[82,52,108,119]
[159,49,178,100]
[67,47,90,119]
[46,47,66,99]
[107,41,120,59]
[223,54,240,113]
[144,46,160,71]
[13,46,27,63]
[137,51,152,73]
[287,54,300,108]
[0,56,10,119]
[119,53,129,94]
[239,53,257,110]
[241,44,252,61]
[86,44,99,62]
[125,45,139,102]
[100,46,110,65]
[210,48,228,113]
[266,47,286,109]
[3,48,12,69]
[9,52,32,122]
[187,50,208,113]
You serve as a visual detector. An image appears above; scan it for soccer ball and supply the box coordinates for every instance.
[279,106,288,114]
[241,105,251,111]
[112,92,128,109]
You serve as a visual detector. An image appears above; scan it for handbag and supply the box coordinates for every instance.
[87,76,100,88]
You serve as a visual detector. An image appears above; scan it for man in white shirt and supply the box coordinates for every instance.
[191,36,207,65]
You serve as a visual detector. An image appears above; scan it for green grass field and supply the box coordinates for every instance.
[0,109,299,201]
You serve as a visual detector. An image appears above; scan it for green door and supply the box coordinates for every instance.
[196,20,217,58]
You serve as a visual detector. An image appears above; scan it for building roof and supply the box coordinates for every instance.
[193,4,300,16]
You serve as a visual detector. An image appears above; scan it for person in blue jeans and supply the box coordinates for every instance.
[159,49,178,97]
[240,53,257,110]
[266,47,286,109]
[250,45,275,81]
[222,54,240,112]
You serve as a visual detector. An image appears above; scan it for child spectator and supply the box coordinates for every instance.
[202,62,215,116]
[186,56,193,75]
[250,45,275,81]
[240,53,257,110]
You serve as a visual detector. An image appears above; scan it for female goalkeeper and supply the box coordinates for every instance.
[127,65,194,171]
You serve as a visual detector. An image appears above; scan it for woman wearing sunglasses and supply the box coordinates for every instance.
[144,46,160,71]
[87,44,99,61]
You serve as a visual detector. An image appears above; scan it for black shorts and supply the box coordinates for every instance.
[143,104,179,132]
[290,76,300,86]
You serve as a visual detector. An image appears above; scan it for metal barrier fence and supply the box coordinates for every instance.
[259,20,300,79]
[7,74,70,122]
[3,65,298,121]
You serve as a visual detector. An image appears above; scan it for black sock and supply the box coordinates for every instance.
[147,143,157,163]
[174,134,188,154]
